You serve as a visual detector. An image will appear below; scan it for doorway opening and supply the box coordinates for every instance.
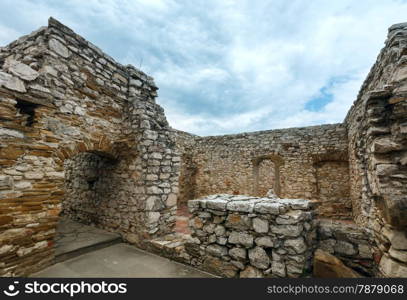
[55,152,122,262]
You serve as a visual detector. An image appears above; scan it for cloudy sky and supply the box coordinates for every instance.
[1,0,407,135]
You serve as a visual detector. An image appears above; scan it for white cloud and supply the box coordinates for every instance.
[1,0,407,136]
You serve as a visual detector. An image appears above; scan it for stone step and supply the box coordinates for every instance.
[56,236,122,263]
[55,217,122,263]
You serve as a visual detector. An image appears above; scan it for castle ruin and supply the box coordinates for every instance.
[0,18,406,277]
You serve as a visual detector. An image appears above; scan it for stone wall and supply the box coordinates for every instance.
[63,152,121,225]
[0,18,180,276]
[344,22,407,277]
[1,17,407,278]
[317,219,378,276]
[176,124,352,220]
[186,194,317,278]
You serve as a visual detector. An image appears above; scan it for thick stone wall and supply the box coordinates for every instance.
[177,124,352,220]
[0,18,180,276]
[344,22,407,277]
[186,194,317,278]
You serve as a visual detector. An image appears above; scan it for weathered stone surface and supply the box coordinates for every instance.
[382,227,407,250]
[202,256,238,278]
[225,213,251,230]
[240,266,263,278]
[206,244,228,257]
[271,261,286,277]
[389,247,407,263]
[284,237,307,254]
[248,247,270,270]
[334,241,357,256]
[276,210,306,225]
[379,254,407,278]
[254,202,282,214]
[270,224,303,237]
[229,247,247,261]
[3,75,26,92]
[313,249,362,278]
[228,231,254,248]
[226,200,253,212]
[255,236,274,248]
[6,59,39,81]
[252,218,269,233]
[49,38,70,58]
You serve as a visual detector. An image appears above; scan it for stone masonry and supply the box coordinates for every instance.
[186,194,317,278]
[1,18,407,277]
[0,18,180,276]
[174,124,352,220]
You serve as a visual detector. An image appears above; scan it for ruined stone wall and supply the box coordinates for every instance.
[0,18,180,276]
[179,124,351,220]
[186,194,317,278]
[317,219,378,276]
[344,22,407,277]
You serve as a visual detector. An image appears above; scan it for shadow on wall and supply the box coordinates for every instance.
[62,152,119,226]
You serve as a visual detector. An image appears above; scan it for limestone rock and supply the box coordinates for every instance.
[228,231,254,248]
[206,244,228,257]
[6,59,39,81]
[255,236,274,248]
[248,247,270,269]
[253,218,269,233]
[49,38,70,58]
[226,200,254,213]
[225,214,251,230]
[202,256,238,278]
[382,227,407,250]
[254,202,282,214]
[270,224,303,237]
[229,247,247,261]
[3,75,26,92]
[276,210,306,225]
[284,237,307,254]
[389,247,407,263]
[240,266,263,278]
[313,249,362,278]
[334,240,357,256]
[271,261,286,277]
[379,254,407,277]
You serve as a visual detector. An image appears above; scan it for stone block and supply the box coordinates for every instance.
[248,247,270,270]
[252,218,269,233]
[228,231,254,248]
[313,249,362,278]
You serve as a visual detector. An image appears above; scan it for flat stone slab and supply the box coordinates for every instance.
[55,217,121,258]
[32,243,215,278]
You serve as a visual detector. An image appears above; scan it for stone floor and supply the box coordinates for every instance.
[33,243,214,278]
[55,217,121,261]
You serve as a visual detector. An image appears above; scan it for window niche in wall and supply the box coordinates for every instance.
[313,159,352,219]
[252,155,284,197]
[15,99,38,127]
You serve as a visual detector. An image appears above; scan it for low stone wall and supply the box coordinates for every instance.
[317,219,379,276]
[186,194,317,278]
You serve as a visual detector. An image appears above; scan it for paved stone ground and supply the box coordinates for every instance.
[56,217,121,258]
[33,243,214,278]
